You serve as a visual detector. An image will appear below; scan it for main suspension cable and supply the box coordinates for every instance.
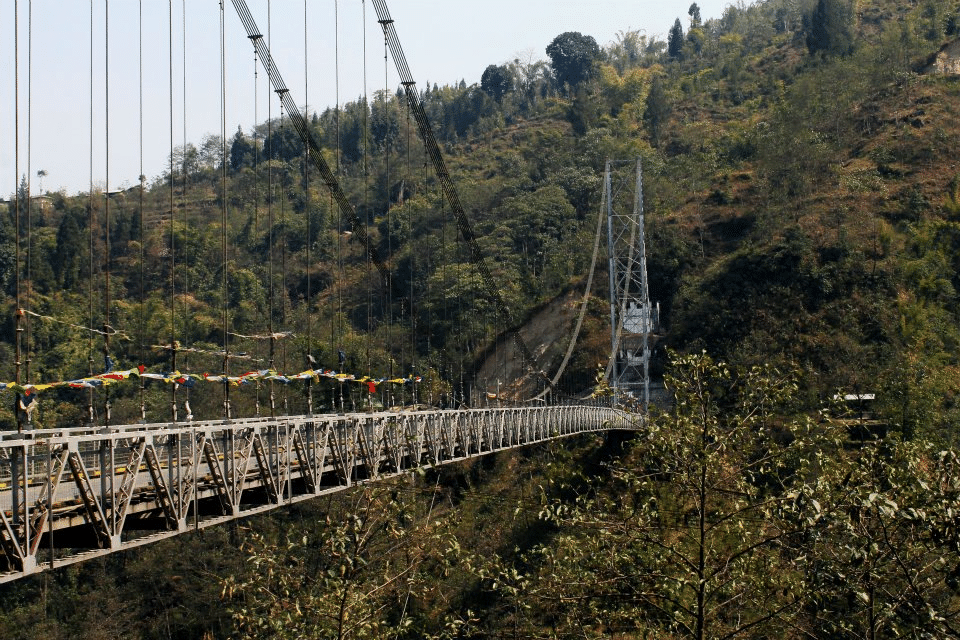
[370,0,549,397]
[230,0,391,286]
[532,184,608,401]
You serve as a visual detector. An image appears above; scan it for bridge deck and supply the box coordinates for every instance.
[0,404,635,583]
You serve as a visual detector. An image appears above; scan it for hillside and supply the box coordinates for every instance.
[2,1,958,431]
[3,0,960,636]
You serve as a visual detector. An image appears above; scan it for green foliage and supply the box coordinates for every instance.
[480,64,513,103]
[221,484,465,640]
[230,125,258,171]
[806,0,855,58]
[668,18,685,59]
[472,353,960,638]
[0,205,16,296]
[263,122,304,163]
[546,31,602,93]
[643,74,671,147]
[797,440,960,637]
[476,353,841,637]
[5,2,960,633]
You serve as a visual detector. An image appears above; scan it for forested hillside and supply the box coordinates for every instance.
[3,0,960,636]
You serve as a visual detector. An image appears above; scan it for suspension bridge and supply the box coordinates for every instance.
[0,0,655,582]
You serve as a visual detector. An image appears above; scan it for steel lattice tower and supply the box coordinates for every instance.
[605,158,657,409]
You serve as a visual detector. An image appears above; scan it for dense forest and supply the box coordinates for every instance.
[4,0,960,636]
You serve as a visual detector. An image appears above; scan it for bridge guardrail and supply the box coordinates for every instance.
[0,404,638,582]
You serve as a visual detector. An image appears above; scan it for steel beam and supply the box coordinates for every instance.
[0,406,635,583]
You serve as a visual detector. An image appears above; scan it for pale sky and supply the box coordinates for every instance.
[1,0,732,197]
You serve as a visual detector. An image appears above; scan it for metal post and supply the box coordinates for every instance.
[604,161,618,402]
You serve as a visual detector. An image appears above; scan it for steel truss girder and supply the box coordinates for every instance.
[0,406,633,582]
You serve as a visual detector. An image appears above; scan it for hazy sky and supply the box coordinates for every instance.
[1,0,732,197]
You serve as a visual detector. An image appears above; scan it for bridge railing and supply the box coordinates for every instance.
[0,404,638,582]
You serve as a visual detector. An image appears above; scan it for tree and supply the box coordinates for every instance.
[668,18,685,59]
[796,440,960,638]
[0,202,15,296]
[643,74,671,147]
[806,0,854,57]
[608,29,644,73]
[480,64,513,103]
[545,31,601,93]
[14,174,29,235]
[566,87,602,136]
[688,2,702,27]
[369,89,400,151]
[508,51,551,109]
[263,123,304,163]
[221,483,463,640]
[230,126,257,171]
[168,143,199,179]
[338,99,368,165]
[55,207,86,290]
[199,133,224,169]
[479,353,841,638]
[501,184,575,283]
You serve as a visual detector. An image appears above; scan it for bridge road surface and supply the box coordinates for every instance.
[0,404,634,582]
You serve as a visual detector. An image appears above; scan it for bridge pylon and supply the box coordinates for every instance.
[605,158,659,411]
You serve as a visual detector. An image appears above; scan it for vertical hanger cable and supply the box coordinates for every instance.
[138,0,146,420]
[103,0,112,425]
[267,0,276,416]
[304,0,313,413]
[168,0,178,422]
[25,0,32,391]
[87,0,96,424]
[220,0,231,419]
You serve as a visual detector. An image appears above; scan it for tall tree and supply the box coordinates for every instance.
[198,134,224,169]
[230,126,256,171]
[222,483,463,640]
[643,74,671,147]
[480,64,513,103]
[54,208,85,290]
[479,353,842,638]
[546,31,601,93]
[668,17,685,59]
[806,0,854,57]
[0,202,15,296]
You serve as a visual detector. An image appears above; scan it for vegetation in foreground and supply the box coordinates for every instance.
[6,353,957,639]
[2,0,960,636]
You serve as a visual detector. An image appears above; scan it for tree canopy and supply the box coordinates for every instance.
[668,17,685,58]
[806,0,855,57]
[545,31,601,92]
[480,64,513,103]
